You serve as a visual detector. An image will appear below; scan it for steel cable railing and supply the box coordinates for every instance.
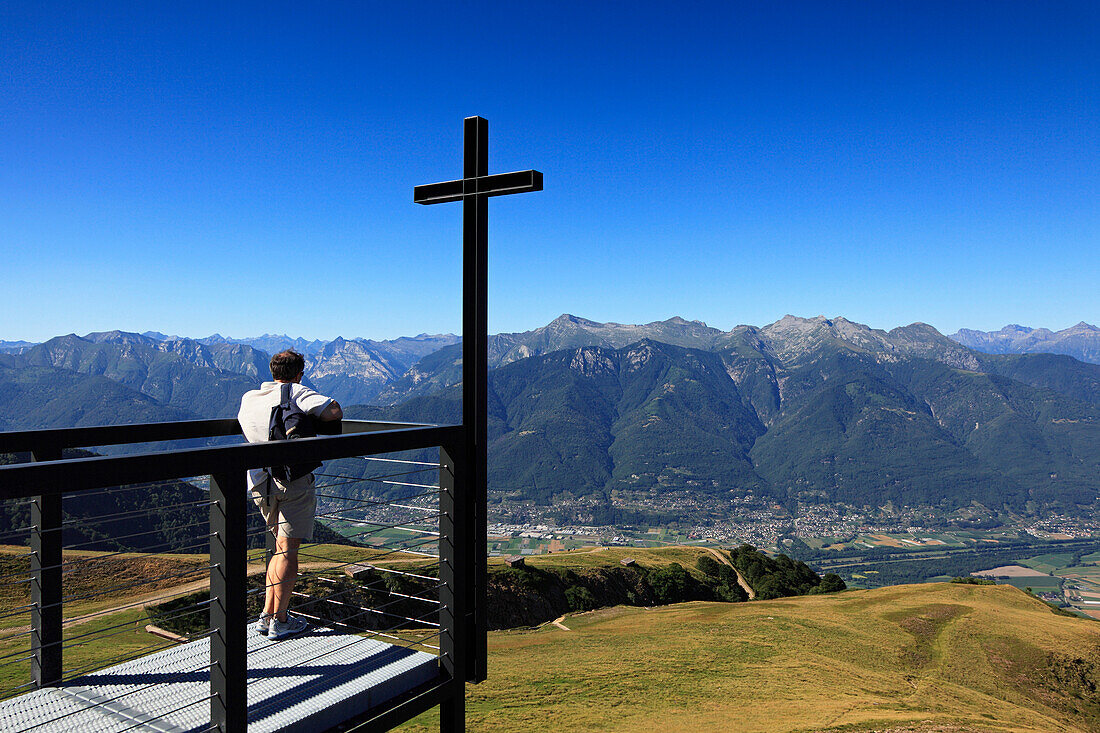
[0,598,212,666]
[0,431,464,732]
[0,566,217,650]
[0,563,216,624]
[0,480,220,699]
[241,466,444,687]
[282,573,443,629]
[58,498,215,529]
[0,529,216,587]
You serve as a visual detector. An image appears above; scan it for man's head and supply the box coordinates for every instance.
[270,350,306,383]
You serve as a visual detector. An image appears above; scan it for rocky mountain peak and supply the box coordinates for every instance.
[84,330,154,346]
[549,314,599,328]
[665,316,706,327]
[758,315,889,364]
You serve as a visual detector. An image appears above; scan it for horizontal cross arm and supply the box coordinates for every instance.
[414,170,543,205]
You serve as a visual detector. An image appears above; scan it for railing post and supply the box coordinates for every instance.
[30,445,62,689]
[439,443,467,733]
[210,471,248,733]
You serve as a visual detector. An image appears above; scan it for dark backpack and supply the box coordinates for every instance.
[265,382,321,482]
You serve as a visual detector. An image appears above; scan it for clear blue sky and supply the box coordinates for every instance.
[2,1,1097,342]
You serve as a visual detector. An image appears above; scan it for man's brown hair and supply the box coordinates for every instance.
[270,350,306,382]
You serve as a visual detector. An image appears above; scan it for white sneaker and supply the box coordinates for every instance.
[255,613,273,636]
[269,613,309,641]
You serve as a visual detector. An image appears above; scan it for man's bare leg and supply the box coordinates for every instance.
[270,536,301,622]
[263,530,278,617]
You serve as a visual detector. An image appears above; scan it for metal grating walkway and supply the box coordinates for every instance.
[0,626,439,732]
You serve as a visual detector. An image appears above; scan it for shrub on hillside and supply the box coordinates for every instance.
[810,573,847,594]
[648,563,692,604]
[696,555,750,601]
[565,586,598,612]
[696,556,721,577]
[951,576,996,585]
[729,544,842,599]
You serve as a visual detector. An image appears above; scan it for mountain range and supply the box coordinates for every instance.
[351,315,1100,513]
[2,315,1098,514]
[950,322,1100,364]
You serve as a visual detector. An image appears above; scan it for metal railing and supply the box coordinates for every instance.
[0,418,477,733]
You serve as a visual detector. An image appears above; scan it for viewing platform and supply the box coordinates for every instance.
[0,626,438,733]
[0,416,478,732]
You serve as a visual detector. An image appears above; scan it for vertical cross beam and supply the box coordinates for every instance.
[30,445,62,689]
[209,471,248,733]
[415,116,541,687]
[462,116,489,685]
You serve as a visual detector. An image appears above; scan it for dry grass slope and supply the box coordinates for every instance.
[402,583,1100,733]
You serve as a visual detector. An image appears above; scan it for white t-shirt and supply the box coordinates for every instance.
[237,381,334,491]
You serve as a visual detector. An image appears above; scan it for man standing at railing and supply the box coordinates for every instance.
[237,349,342,640]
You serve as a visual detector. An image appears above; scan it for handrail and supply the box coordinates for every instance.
[0,418,241,453]
[0,421,461,499]
[0,418,437,454]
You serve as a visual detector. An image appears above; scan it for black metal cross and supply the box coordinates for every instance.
[414,116,541,690]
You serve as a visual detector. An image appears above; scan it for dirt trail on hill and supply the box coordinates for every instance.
[704,547,755,600]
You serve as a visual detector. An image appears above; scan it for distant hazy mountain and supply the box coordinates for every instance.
[365,314,1100,513]
[199,333,329,357]
[194,332,458,364]
[18,331,262,417]
[82,331,273,378]
[0,340,37,354]
[1,328,462,414]
[358,334,461,371]
[950,322,1100,364]
[181,332,459,406]
[295,333,458,405]
[488,314,725,365]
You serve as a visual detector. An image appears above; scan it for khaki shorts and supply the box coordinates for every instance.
[251,474,316,540]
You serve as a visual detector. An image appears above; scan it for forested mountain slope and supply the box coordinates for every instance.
[358,317,1100,511]
[4,315,1098,516]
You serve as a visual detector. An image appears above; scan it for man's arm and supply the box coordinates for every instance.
[319,401,342,422]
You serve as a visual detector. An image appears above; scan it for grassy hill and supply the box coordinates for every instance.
[401,583,1100,733]
[1,543,1097,730]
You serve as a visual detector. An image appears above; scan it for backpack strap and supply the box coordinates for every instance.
[280,381,293,409]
